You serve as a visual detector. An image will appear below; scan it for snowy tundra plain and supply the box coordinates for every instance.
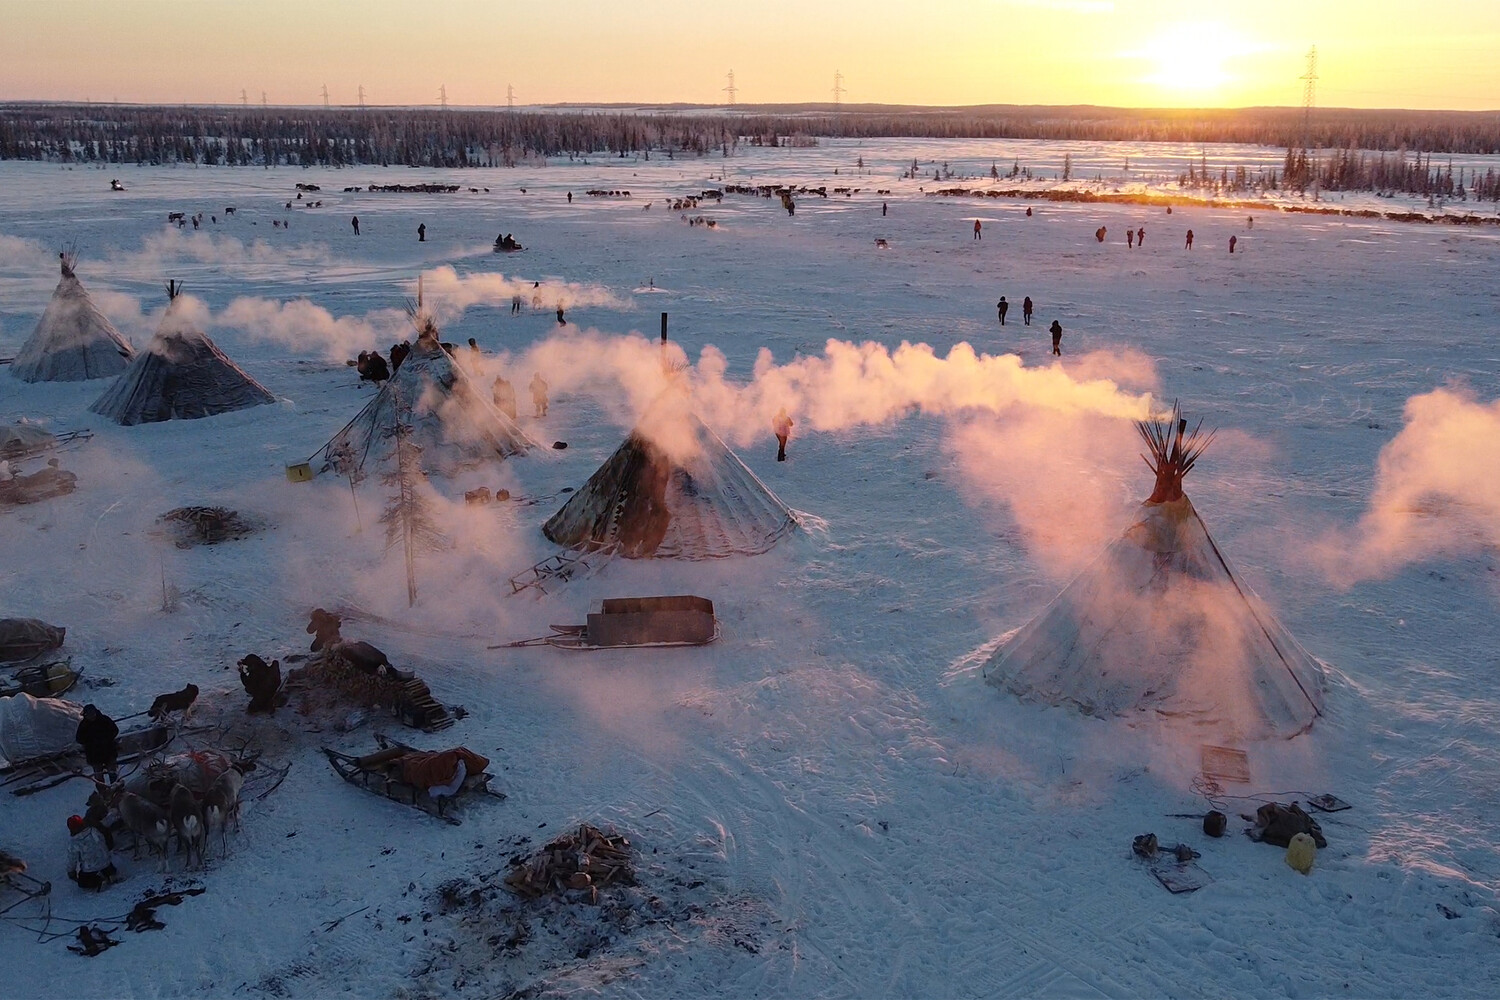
[1,136,1499,998]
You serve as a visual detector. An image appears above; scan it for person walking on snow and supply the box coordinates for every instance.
[1229,235,1237,254]
[351,216,360,236]
[1049,320,1063,356]
[417,223,427,242]
[772,407,794,462]
[1137,226,1145,247]
[997,296,1009,326]
[1127,229,1134,249]
[529,373,549,417]
[1185,229,1194,249]
[1022,296,1034,326]
[973,219,982,240]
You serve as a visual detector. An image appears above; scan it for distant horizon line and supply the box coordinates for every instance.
[3,99,1497,116]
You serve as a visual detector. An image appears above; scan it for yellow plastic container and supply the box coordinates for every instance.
[285,462,313,483]
[1285,832,1317,875]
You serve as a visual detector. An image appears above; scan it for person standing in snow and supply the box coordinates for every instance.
[1137,226,1145,247]
[973,219,982,240]
[1049,320,1063,356]
[351,216,360,235]
[882,202,888,216]
[1185,229,1194,249]
[1022,296,1034,326]
[75,705,119,784]
[529,373,549,417]
[66,815,116,891]
[997,296,1008,326]
[1229,235,1237,254]
[772,407,794,462]
[492,376,518,420]
[555,305,566,326]
[1127,229,1134,249]
[417,223,426,242]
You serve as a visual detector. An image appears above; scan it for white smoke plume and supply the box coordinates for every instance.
[110,229,330,274]
[414,265,632,322]
[1318,386,1500,584]
[0,233,52,271]
[216,296,409,361]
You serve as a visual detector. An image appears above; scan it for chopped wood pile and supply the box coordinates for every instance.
[159,505,254,546]
[504,824,635,904]
[286,649,453,732]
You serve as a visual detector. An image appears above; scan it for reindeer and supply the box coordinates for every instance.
[203,765,246,857]
[114,786,172,872]
[170,783,206,870]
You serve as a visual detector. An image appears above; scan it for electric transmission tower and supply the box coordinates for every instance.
[723,70,738,105]
[439,84,448,110]
[261,91,268,108]
[241,89,249,107]
[321,83,330,108]
[832,69,845,106]
[358,83,366,108]
[506,84,515,109]
[1300,45,1318,151]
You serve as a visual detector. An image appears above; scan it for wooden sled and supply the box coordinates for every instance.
[2,723,175,793]
[322,735,500,826]
[0,865,51,916]
[1,658,79,699]
[496,595,720,650]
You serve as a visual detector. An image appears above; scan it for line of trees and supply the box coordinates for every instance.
[1150,146,1500,204]
[3,104,1500,168]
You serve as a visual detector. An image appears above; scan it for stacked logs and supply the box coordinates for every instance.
[504,824,634,904]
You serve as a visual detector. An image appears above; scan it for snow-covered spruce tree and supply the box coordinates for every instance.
[378,407,451,607]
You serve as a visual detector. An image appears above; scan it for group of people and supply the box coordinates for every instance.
[996,296,1063,355]
[492,372,549,419]
[67,705,121,890]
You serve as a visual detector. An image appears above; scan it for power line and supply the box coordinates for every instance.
[1300,45,1318,150]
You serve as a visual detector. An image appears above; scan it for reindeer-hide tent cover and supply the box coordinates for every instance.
[309,339,534,479]
[11,264,135,382]
[543,397,797,560]
[0,694,82,769]
[983,495,1324,740]
[89,298,274,425]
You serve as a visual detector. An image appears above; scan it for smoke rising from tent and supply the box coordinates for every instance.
[216,296,409,361]
[415,266,632,319]
[1318,386,1500,584]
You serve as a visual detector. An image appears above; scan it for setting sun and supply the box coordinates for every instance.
[1133,23,1261,100]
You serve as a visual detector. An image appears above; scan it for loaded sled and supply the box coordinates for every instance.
[322,735,499,825]
[499,595,719,650]
[1,659,79,699]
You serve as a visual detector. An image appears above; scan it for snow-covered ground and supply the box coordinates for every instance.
[1,137,1498,997]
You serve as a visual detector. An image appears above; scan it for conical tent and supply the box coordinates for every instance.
[543,392,798,559]
[11,254,134,382]
[308,327,535,480]
[89,283,274,426]
[983,409,1324,740]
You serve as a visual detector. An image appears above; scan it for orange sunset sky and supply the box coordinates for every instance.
[1,0,1496,110]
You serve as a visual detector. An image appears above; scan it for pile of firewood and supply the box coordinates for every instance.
[160,506,252,546]
[504,824,634,903]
